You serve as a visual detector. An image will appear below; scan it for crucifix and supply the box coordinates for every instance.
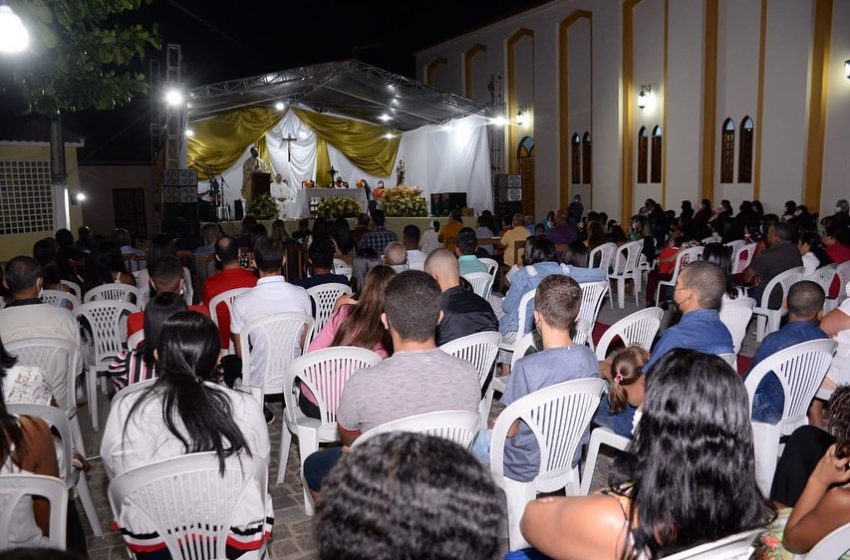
[280,134,297,162]
[328,165,338,187]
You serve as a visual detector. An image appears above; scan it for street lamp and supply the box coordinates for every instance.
[164,88,184,107]
[0,2,29,54]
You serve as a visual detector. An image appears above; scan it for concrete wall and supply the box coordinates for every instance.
[77,165,156,240]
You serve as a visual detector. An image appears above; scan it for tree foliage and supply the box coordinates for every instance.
[10,0,161,115]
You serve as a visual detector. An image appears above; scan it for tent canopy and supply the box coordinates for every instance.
[188,60,488,130]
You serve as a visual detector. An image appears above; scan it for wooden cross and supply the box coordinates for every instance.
[328,166,338,186]
[280,134,297,162]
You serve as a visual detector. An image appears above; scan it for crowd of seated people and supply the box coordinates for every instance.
[2,196,850,559]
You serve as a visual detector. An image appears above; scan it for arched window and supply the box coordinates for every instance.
[720,118,735,183]
[582,131,592,184]
[571,133,581,184]
[518,135,535,158]
[738,116,754,183]
[651,125,662,184]
[637,127,649,184]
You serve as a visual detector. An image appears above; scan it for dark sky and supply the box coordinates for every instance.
[43,0,550,163]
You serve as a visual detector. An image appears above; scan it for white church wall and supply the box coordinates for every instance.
[821,0,850,218]
[566,17,592,209]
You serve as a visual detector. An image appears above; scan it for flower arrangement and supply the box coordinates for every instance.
[302,179,316,189]
[246,193,278,220]
[316,196,361,219]
[380,185,428,217]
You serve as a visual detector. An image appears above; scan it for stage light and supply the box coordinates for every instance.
[0,3,29,54]
[490,115,507,127]
[386,83,396,91]
[845,60,850,79]
[165,89,184,107]
[185,128,194,137]
[379,113,392,122]
[275,101,285,111]
[384,132,396,139]
[390,98,399,106]
[74,192,87,202]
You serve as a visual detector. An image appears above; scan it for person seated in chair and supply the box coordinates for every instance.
[745,281,828,424]
[293,238,349,289]
[455,227,489,277]
[383,241,408,272]
[127,256,208,337]
[743,223,803,309]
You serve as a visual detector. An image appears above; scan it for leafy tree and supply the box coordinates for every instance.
[10,0,161,115]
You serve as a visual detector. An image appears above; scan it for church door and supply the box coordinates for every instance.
[517,136,535,216]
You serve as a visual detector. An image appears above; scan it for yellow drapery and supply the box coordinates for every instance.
[187,106,285,178]
[294,108,400,186]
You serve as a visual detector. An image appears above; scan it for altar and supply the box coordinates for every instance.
[299,188,368,218]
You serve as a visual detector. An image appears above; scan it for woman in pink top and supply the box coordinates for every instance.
[302,266,396,417]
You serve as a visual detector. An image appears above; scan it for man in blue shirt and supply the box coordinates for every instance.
[645,260,734,371]
[455,227,489,277]
[746,280,827,423]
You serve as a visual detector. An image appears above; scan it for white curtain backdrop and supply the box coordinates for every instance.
[210,111,492,219]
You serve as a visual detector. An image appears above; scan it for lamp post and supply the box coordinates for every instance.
[0,2,28,53]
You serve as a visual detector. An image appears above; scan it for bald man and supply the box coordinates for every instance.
[425,248,498,346]
[384,241,409,272]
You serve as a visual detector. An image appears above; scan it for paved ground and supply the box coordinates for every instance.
[79,289,759,559]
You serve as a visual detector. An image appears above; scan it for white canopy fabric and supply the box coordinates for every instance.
[212,110,492,218]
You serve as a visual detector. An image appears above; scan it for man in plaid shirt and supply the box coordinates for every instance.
[360,209,398,253]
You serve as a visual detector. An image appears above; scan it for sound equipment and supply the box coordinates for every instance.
[493,174,522,225]
[234,200,244,221]
[162,169,198,235]
[430,192,467,217]
[251,172,271,200]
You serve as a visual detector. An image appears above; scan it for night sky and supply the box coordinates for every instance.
[7,0,550,163]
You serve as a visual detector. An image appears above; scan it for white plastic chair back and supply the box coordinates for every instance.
[439,332,501,390]
[609,241,644,308]
[719,296,756,354]
[744,339,837,494]
[463,271,495,299]
[7,403,102,535]
[662,529,762,560]
[589,242,616,271]
[479,257,498,277]
[491,378,606,549]
[835,261,850,304]
[353,410,481,449]
[579,426,631,495]
[84,283,141,305]
[724,239,747,255]
[719,353,737,368]
[801,521,850,560]
[333,259,353,280]
[107,452,268,560]
[240,312,314,402]
[390,264,409,273]
[209,287,252,354]
[509,331,538,371]
[701,233,721,244]
[60,279,81,300]
[307,283,352,335]
[127,330,145,351]
[655,246,705,305]
[5,337,78,415]
[732,242,758,274]
[801,264,837,296]
[576,281,609,348]
[753,267,804,342]
[41,289,79,310]
[595,307,664,360]
[0,474,68,550]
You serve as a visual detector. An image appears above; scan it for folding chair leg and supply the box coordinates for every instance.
[76,472,103,536]
[755,315,766,343]
[87,368,99,432]
[580,432,603,496]
[277,428,292,485]
[617,279,625,309]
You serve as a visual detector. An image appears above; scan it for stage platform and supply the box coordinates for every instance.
[205,216,477,240]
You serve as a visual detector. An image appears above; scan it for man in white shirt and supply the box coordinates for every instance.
[403,225,427,269]
[229,237,311,421]
[0,256,81,407]
[814,282,850,425]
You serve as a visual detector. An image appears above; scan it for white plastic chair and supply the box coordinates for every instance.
[834,262,850,304]
[135,267,194,310]
[5,337,79,421]
[589,242,617,271]
[753,267,804,342]
[306,283,352,335]
[498,290,536,357]
[240,312,315,403]
[209,287,252,354]
[663,529,762,560]
[595,307,664,361]
[332,258,353,280]
[60,279,82,301]
[83,283,141,305]
[74,300,137,431]
[491,378,606,550]
[579,426,631,495]
[439,332,501,427]
[0,473,68,550]
[608,240,644,308]
[654,246,705,305]
[463,271,495,299]
[41,289,79,310]
[719,296,756,355]
[107,452,268,560]
[732,242,757,274]
[724,239,747,256]
[744,339,837,494]
[479,257,498,277]
[801,264,837,299]
[719,353,738,368]
[574,281,609,349]
[8,403,102,536]
[353,409,480,449]
[800,521,850,559]
[702,233,721,244]
[280,347,382,513]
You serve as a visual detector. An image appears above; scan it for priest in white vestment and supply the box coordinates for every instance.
[270,173,298,218]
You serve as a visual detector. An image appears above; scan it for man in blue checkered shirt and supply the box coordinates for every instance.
[360,209,398,253]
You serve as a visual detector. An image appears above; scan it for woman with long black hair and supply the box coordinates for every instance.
[101,311,272,558]
[520,349,773,559]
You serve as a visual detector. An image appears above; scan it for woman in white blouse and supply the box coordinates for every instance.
[798,231,832,275]
[101,311,272,559]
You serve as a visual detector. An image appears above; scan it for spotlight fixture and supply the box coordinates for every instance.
[74,192,87,202]
[165,89,184,107]
[275,101,285,111]
[379,113,392,122]
[185,128,194,137]
[490,115,507,127]
[0,3,29,54]
[384,132,396,139]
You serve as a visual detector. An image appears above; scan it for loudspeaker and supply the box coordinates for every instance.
[430,192,468,216]
[162,169,198,234]
[493,174,523,226]
[234,200,244,221]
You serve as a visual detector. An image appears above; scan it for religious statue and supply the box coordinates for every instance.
[241,146,267,203]
[396,159,406,186]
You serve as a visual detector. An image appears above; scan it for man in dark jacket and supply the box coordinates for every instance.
[424,248,498,346]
